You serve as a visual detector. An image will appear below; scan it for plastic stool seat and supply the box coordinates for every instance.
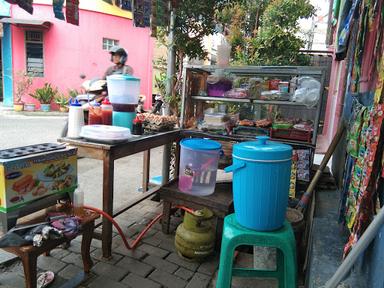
[216,214,297,288]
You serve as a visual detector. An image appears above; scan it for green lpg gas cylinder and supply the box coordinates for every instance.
[175,208,215,262]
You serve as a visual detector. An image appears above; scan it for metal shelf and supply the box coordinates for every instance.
[182,65,326,148]
[185,65,326,77]
[192,96,251,103]
[182,130,316,148]
[191,96,317,108]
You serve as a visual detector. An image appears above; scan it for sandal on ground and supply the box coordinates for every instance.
[37,271,55,288]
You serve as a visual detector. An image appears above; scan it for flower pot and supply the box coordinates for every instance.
[24,103,36,112]
[59,106,69,113]
[40,104,51,112]
[13,103,24,112]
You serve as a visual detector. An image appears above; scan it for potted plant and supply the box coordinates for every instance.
[30,83,58,112]
[54,93,70,112]
[14,71,33,111]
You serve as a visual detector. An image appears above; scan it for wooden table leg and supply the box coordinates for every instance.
[81,221,95,272]
[142,150,150,192]
[102,151,114,259]
[20,252,37,288]
[162,200,172,234]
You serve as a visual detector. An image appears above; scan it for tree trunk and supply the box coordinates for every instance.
[253,7,260,37]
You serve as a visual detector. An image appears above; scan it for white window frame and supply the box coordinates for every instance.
[102,38,119,51]
[25,30,44,77]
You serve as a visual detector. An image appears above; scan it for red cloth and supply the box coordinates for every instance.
[65,0,79,26]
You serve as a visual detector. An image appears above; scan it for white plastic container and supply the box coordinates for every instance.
[107,75,141,104]
[67,99,84,138]
[178,138,222,196]
[80,125,132,143]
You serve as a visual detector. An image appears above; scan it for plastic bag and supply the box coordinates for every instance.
[217,38,231,67]
[292,77,321,107]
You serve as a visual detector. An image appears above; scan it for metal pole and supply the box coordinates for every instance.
[165,3,176,99]
[163,1,176,185]
[325,207,384,288]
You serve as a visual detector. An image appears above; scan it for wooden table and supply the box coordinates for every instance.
[2,208,99,288]
[58,130,181,258]
[159,180,234,246]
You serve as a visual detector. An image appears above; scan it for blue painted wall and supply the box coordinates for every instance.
[2,23,13,106]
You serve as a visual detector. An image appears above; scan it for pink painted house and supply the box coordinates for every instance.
[1,1,154,109]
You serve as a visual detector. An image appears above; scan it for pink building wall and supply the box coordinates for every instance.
[317,55,347,153]
[318,20,379,153]
[11,4,154,109]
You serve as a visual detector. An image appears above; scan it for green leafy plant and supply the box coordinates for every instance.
[54,93,69,108]
[29,83,58,104]
[217,0,314,65]
[14,71,33,103]
[67,88,83,99]
[154,72,167,98]
[155,1,238,114]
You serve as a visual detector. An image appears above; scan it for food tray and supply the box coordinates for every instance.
[270,128,312,143]
[142,113,178,133]
[0,143,66,160]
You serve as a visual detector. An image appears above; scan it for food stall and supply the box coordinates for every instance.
[1,65,327,277]
[181,65,326,191]
[177,65,327,270]
[59,65,327,263]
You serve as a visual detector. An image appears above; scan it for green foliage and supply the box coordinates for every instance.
[154,72,167,98]
[67,88,83,99]
[155,1,239,114]
[14,71,33,103]
[30,83,58,104]
[54,93,69,107]
[218,0,315,65]
[172,0,235,60]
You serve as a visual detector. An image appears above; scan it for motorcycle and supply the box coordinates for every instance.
[60,78,107,137]
[151,94,163,114]
[77,79,107,107]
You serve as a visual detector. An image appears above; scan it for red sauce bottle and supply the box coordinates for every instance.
[88,102,102,125]
[101,98,113,125]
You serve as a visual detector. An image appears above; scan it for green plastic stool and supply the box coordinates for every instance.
[216,214,297,288]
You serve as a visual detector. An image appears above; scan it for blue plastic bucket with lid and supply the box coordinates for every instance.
[225,136,292,231]
[178,138,222,196]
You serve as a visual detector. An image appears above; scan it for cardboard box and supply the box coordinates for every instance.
[0,147,77,213]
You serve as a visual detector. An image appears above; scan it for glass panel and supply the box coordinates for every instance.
[26,42,44,77]
[102,38,119,50]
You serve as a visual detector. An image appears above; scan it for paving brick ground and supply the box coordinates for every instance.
[0,198,276,287]
[0,199,214,287]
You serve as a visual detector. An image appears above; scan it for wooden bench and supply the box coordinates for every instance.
[1,208,99,288]
[158,180,233,245]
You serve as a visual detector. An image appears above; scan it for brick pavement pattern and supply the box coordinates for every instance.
[0,198,276,287]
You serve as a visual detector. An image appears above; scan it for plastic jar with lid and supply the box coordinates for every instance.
[101,98,113,125]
